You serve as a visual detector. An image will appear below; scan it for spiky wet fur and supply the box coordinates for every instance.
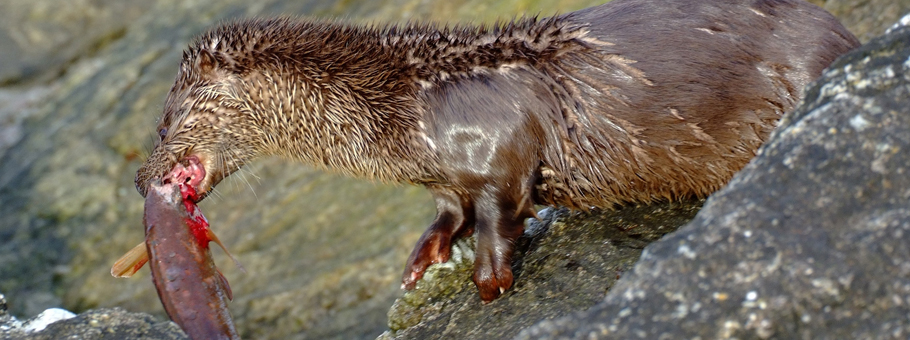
[135,16,593,198]
[139,7,855,208]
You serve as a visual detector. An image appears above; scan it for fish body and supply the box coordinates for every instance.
[114,175,240,340]
[144,179,239,340]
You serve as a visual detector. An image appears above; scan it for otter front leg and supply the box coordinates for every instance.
[401,185,474,290]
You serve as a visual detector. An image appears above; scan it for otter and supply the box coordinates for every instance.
[135,0,859,302]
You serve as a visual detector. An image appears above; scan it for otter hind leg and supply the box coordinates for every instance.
[412,68,553,300]
[401,186,474,290]
[403,173,539,301]
[471,182,537,302]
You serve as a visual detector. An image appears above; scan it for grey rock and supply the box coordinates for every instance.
[886,12,910,34]
[1,293,185,340]
[23,309,185,340]
[517,13,910,340]
[379,202,702,340]
[0,86,54,159]
[0,0,158,85]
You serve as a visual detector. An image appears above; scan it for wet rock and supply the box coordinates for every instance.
[0,86,55,159]
[20,309,77,334]
[22,309,186,340]
[0,0,156,85]
[0,293,185,340]
[380,202,703,340]
[517,13,910,340]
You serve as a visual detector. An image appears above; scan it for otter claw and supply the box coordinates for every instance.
[402,202,470,290]
[401,242,449,290]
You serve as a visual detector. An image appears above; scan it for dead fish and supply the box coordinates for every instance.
[112,175,242,340]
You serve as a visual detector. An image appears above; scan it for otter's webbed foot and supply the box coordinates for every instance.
[401,186,473,290]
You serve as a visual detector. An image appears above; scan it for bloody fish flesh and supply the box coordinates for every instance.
[112,171,241,340]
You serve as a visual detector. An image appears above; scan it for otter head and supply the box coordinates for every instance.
[136,47,263,201]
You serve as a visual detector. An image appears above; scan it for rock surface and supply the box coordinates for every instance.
[0,1,600,339]
[380,202,703,340]
[518,12,910,340]
[1,293,186,340]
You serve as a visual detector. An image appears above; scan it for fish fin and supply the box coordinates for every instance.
[216,268,233,301]
[111,242,149,278]
[206,229,246,273]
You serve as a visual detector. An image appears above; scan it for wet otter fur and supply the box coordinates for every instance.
[136,0,859,302]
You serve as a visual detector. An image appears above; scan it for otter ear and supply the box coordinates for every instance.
[196,49,218,75]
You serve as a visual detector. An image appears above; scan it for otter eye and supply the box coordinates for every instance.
[158,128,168,141]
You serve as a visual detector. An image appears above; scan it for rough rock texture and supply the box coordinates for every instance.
[0,298,187,340]
[0,0,156,85]
[17,309,186,340]
[0,1,602,339]
[379,202,702,340]
[518,13,910,340]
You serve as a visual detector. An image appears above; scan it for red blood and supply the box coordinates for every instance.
[162,157,211,249]
[179,183,211,249]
